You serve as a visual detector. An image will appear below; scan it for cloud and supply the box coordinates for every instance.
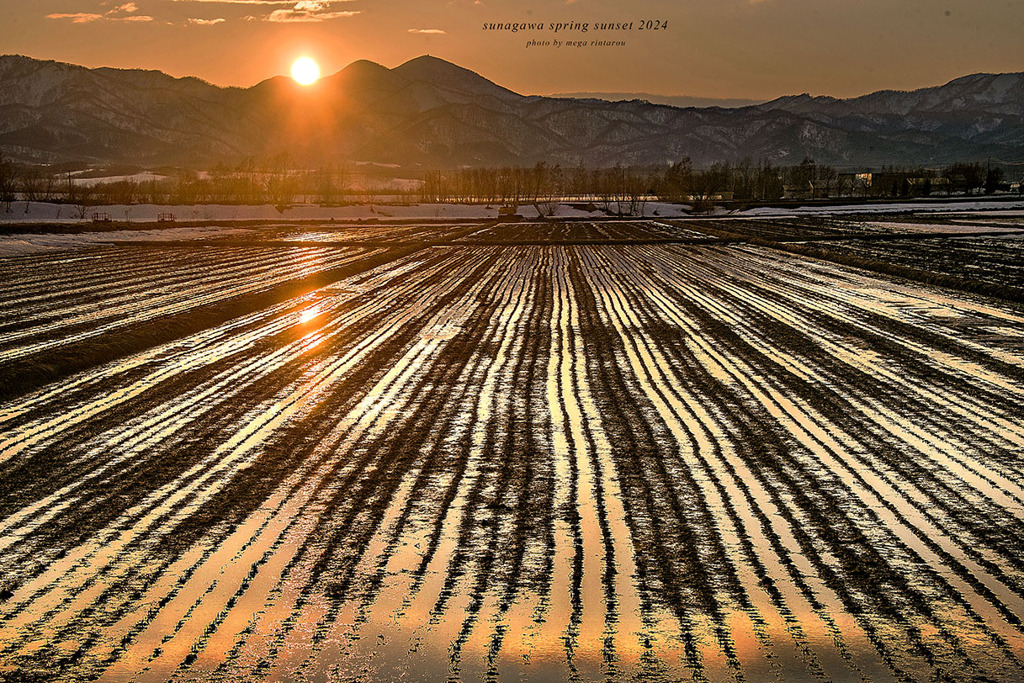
[408,28,446,34]
[265,8,359,21]
[171,0,325,4]
[171,0,356,22]
[47,13,104,23]
[187,17,226,25]
[49,4,152,23]
[265,1,359,22]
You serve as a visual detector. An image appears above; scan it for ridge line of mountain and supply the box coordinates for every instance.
[1,54,1021,168]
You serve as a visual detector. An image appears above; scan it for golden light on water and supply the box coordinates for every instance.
[299,305,321,323]
[291,57,320,85]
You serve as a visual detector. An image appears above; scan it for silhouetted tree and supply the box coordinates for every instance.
[0,156,17,212]
[985,166,1005,194]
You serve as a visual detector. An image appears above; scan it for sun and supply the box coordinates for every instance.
[291,57,320,86]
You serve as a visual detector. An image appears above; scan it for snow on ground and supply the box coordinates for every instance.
[4,198,1021,227]
[0,226,257,256]
[859,221,1024,234]
[0,202,503,224]
[0,201,689,226]
[734,198,1024,217]
[72,172,168,187]
[3,199,1023,256]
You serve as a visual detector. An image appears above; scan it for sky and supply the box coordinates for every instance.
[4,0,1023,99]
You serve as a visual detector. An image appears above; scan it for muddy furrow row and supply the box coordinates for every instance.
[588,250,933,680]
[3,239,1023,682]
[244,249,546,682]
[0,249,197,299]
[306,246,676,682]
[0,242,345,308]
[549,248,708,682]
[86,249,506,683]
[0,248,460,551]
[585,244,1024,680]
[0,245,349,352]
[0,248,486,579]
[729,245,1024,376]
[0,249,504,680]
[157,249,541,682]
[200,251,519,683]
[705,245,1024,481]
[674,246,1024,478]
[640,245,1024,496]
[632,245,1024,593]
[0,247,289,319]
[574,246,896,682]
[0,249,319,338]
[0,247,456,465]
[618,245,1024,626]
[0,248,380,362]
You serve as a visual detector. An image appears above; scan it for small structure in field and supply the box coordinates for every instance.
[91,212,112,223]
[157,213,176,223]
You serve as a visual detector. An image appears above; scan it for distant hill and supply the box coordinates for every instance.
[549,92,764,109]
[1,54,1021,168]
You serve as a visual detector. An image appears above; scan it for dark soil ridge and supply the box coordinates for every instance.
[593,245,1024,672]
[100,228,1024,249]
[0,223,493,402]
[0,216,488,235]
[757,239,1024,305]
[676,220,1024,305]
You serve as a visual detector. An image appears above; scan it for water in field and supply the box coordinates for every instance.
[2,220,1024,682]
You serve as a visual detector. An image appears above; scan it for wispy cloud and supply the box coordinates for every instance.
[171,0,324,4]
[265,1,359,22]
[408,28,446,34]
[47,12,104,23]
[49,3,152,23]
[48,0,357,25]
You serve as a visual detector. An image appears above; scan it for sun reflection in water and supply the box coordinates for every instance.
[299,306,321,324]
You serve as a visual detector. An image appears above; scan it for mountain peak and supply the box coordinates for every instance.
[395,55,468,75]
[340,59,390,75]
[397,55,452,68]
[393,55,521,101]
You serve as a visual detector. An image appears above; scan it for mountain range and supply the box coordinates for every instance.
[1,54,1022,169]
[547,93,764,109]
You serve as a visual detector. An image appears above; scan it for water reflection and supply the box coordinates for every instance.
[2,237,1023,682]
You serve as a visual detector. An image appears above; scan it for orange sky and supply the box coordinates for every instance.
[7,0,1024,98]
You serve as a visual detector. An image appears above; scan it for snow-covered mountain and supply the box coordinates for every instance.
[1,54,1021,168]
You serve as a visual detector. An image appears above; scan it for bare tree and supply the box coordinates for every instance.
[691,165,729,214]
[315,164,348,205]
[263,153,295,210]
[0,156,18,212]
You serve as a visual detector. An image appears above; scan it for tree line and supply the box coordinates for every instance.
[1,154,1017,215]
[419,160,787,213]
[419,158,1016,212]
[0,156,363,213]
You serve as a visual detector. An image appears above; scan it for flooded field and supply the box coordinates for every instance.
[1,219,1023,682]
[792,235,1024,292]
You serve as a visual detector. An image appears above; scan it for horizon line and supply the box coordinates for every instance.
[3,51,1019,104]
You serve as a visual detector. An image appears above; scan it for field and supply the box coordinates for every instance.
[1,217,1024,682]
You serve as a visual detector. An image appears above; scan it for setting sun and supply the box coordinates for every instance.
[290,57,320,85]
